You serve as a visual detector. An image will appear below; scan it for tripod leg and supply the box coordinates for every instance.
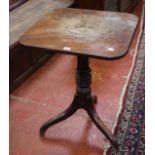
[86,103,119,151]
[40,96,78,136]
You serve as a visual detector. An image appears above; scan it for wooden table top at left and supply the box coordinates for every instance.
[10,0,74,48]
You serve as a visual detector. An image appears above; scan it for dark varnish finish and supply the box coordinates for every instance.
[20,8,138,59]
[19,8,138,151]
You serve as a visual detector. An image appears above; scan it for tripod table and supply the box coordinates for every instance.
[19,8,138,151]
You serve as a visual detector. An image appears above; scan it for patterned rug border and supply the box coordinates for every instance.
[104,23,145,155]
[111,4,145,136]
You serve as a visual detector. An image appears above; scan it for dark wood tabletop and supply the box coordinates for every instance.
[19,8,138,59]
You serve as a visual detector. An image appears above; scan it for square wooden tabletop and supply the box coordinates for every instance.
[19,8,138,59]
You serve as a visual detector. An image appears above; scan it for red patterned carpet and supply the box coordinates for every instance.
[10,2,144,155]
[105,31,145,155]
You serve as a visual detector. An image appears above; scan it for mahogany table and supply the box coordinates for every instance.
[19,8,138,151]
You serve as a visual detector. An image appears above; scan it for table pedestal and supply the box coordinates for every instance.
[40,56,119,151]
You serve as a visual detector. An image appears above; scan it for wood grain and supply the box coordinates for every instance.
[20,8,138,59]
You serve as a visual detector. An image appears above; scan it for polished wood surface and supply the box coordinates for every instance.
[20,8,138,59]
[10,0,74,48]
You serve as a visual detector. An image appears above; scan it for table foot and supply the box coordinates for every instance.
[86,102,119,151]
[40,96,79,136]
